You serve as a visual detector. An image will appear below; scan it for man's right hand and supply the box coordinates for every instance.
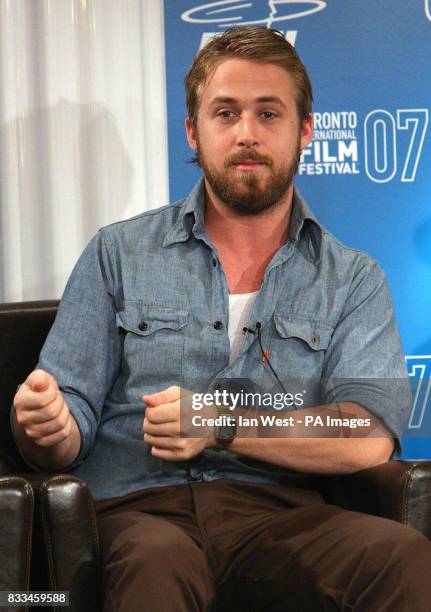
[13,369,73,448]
[12,369,82,471]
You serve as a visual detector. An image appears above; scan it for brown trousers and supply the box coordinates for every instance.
[96,479,431,611]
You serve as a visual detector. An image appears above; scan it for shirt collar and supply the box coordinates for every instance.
[162,178,206,247]
[163,176,323,264]
[289,188,323,264]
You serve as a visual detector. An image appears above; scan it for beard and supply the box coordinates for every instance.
[195,137,302,216]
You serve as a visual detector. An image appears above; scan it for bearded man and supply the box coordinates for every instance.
[12,27,431,612]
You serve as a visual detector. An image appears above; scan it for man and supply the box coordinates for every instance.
[12,27,431,611]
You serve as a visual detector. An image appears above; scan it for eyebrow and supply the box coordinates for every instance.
[208,96,287,108]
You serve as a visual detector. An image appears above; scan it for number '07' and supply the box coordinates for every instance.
[364,109,429,183]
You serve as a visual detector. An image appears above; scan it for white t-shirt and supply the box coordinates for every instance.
[228,290,259,363]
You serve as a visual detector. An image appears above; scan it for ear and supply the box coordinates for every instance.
[185,116,197,151]
[299,113,313,150]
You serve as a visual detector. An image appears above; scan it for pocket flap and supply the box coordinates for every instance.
[116,303,188,336]
[273,315,333,351]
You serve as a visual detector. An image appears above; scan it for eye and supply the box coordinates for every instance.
[217,110,235,119]
[261,111,277,119]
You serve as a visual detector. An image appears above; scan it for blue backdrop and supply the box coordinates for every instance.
[163,1,431,458]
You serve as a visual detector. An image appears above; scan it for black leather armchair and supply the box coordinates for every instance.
[2,300,431,611]
[0,475,34,603]
[0,301,100,611]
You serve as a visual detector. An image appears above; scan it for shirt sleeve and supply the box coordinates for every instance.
[322,258,411,458]
[27,229,122,470]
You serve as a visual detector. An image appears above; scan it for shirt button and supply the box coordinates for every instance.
[139,320,148,331]
[213,320,223,330]
[212,258,217,267]
[311,332,319,346]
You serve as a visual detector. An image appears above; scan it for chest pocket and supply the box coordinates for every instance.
[266,314,334,387]
[273,315,333,351]
[116,302,189,387]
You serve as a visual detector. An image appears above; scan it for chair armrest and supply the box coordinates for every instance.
[29,475,102,612]
[0,476,33,593]
[318,460,431,538]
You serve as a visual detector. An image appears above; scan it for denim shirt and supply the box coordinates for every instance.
[19,178,410,500]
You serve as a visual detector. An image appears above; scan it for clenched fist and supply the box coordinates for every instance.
[13,369,73,448]
[143,386,216,461]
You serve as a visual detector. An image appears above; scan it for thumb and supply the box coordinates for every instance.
[143,385,181,407]
[143,394,158,407]
[26,369,58,393]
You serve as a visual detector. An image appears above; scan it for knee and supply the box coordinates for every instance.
[365,516,430,559]
[350,514,431,585]
[116,520,199,569]
[99,515,214,611]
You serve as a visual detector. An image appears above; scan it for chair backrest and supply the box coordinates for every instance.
[0,301,59,473]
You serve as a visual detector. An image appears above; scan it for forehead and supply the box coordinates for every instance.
[200,58,297,106]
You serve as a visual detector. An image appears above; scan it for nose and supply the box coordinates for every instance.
[235,115,259,148]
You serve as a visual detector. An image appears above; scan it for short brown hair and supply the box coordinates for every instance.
[185,27,313,126]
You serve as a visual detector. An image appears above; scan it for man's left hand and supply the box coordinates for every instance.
[142,386,216,461]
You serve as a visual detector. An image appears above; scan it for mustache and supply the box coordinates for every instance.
[224,150,273,168]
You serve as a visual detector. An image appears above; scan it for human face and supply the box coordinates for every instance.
[185,58,313,215]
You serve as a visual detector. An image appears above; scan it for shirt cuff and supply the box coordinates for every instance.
[60,391,96,469]
[324,380,411,460]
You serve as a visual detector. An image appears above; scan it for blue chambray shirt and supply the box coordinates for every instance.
[18,178,410,500]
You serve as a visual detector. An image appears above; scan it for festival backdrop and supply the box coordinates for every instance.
[163,1,431,459]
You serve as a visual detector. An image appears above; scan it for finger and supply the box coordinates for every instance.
[143,418,179,437]
[18,399,65,426]
[144,434,185,450]
[145,403,179,424]
[150,446,187,461]
[30,420,72,448]
[25,412,71,439]
[15,382,60,411]
[143,385,181,407]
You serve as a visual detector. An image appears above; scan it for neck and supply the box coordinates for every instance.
[203,179,294,255]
